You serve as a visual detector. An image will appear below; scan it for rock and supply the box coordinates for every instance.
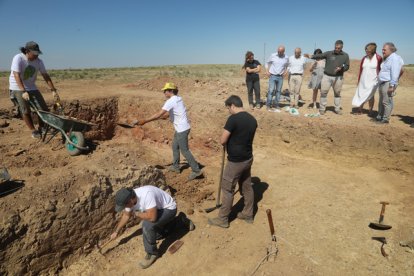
[33,170,42,177]
[0,120,9,128]
[45,202,56,212]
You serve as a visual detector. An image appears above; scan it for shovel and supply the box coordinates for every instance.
[266,209,278,261]
[117,120,140,129]
[204,146,225,213]
[369,201,392,230]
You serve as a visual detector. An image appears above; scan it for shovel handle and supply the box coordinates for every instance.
[266,209,275,237]
[216,146,226,207]
[379,201,389,224]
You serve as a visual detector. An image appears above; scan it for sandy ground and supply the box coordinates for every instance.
[1,64,413,275]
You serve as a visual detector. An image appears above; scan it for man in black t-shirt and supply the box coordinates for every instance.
[208,95,257,228]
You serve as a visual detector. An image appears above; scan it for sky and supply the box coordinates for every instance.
[0,0,413,70]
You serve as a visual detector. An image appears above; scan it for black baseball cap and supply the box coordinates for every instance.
[114,188,134,212]
[25,41,42,55]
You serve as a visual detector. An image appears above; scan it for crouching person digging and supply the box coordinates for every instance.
[110,185,194,269]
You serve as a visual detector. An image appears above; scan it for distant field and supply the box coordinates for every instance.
[0,64,242,82]
[0,63,412,85]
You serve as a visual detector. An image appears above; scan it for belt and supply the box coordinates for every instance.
[271,74,282,76]
[291,73,302,76]
[324,72,341,77]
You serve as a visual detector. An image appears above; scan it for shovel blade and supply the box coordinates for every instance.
[369,222,392,230]
[204,204,221,213]
[117,123,135,128]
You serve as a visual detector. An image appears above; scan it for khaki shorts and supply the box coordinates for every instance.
[12,90,48,115]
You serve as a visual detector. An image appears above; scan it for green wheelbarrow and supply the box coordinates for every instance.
[30,102,97,156]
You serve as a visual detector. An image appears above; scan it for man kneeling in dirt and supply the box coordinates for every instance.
[110,186,194,269]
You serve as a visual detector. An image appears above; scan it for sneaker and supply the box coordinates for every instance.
[375,120,389,125]
[269,108,281,113]
[188,170,203,181]
[370,117,380,122]
[139,254,158,269]
[178,212,195,231]
[255,105,261,110]
[335,109,343,115]
[31,130,41,139]
[298,99,305,104]
[168,166,180,173]
[208,217,229,228]
[319,110,325,115]
[237,212,254,224]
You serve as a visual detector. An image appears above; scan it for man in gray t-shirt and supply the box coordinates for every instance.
[309,40,350,115]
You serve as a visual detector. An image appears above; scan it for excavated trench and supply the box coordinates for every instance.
[0,97,212,275]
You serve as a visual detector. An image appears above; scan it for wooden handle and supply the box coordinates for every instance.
[379,202,389,224]
[216,146,226,207]
[266,209,275,236]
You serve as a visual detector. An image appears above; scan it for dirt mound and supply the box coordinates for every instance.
[125,76,243,97]
[63,98,118,140]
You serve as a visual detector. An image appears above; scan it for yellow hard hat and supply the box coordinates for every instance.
[161,82,177,91]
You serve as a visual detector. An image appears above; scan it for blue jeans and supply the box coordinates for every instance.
[266,75,284,108]
[172,129,200,173]
[142,208,177,256]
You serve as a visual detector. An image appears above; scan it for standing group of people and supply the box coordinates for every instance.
[352,42,404,124]
[242,40,405,124]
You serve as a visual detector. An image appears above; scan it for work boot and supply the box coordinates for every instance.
[168,166,180,173]
[177,212,195,231]
[188,170,203,181]
[139,253,158,269]
[31,130,41,139]
[237,212,254,224]
[208,217,229,228]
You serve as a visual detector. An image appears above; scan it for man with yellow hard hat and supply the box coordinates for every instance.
[138,82,203,181]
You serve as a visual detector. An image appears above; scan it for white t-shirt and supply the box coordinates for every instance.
[124,186,176,212]
[9,53,47,91]
[288,55,309,74]
[162,95,191,133]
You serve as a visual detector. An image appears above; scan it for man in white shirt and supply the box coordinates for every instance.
[374,42,404,124]
[288,48,309,108]
[265,45,289,112]
[110,186,194,269]
[138,83,203,181]
[9,41,59,139]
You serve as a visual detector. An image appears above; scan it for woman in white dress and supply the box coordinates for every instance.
[352,43,382,115]
[308,49,325,109]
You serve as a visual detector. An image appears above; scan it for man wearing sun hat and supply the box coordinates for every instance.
[8,41,59,139]
[138,82,203,181]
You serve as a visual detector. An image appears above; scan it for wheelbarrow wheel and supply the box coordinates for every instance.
[65,131,85,156]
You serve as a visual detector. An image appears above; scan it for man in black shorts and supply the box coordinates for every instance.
[208,95,257,228]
